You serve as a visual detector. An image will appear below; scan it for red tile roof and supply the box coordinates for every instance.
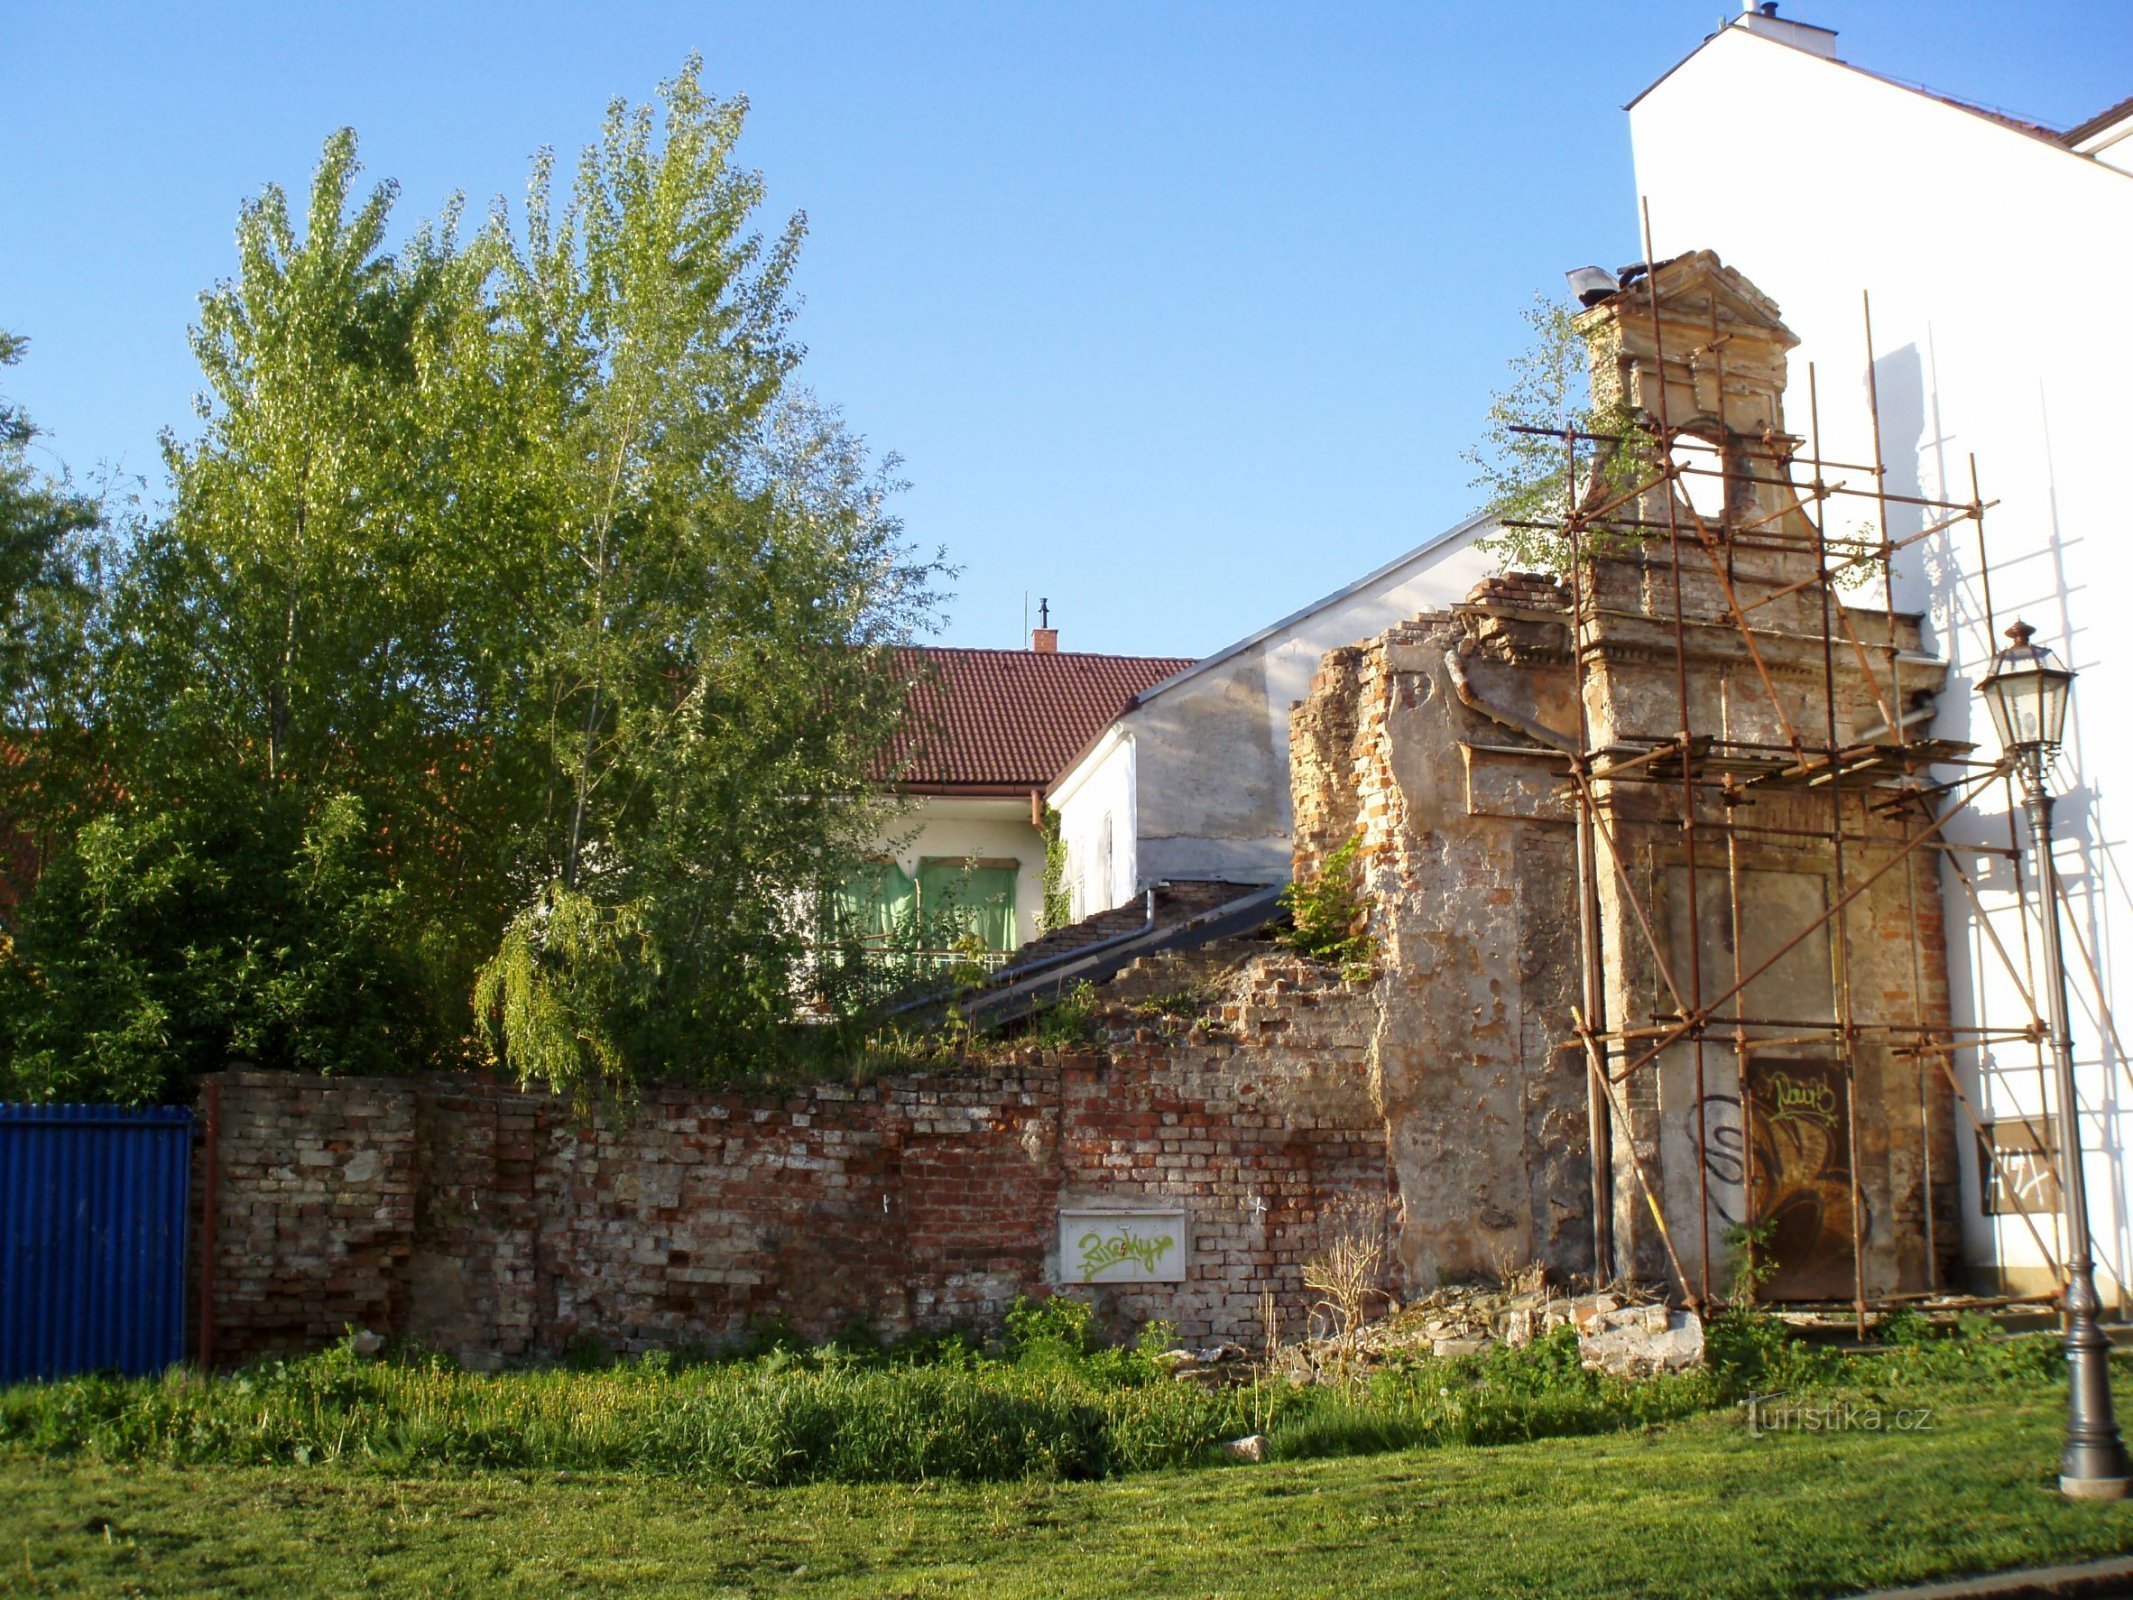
[875,646,1194,793]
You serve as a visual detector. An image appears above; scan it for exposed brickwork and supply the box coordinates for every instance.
[197,1075,419,1356]
[1289,645,1366,880]
[197,955,1385,1367]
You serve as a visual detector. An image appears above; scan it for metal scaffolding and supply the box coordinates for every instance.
[1503,234,2080,1332]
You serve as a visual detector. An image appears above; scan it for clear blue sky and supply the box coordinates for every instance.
[6,2,2127,658]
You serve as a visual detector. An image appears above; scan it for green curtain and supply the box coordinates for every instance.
[831,860,917,946]
[917,859,1020,952]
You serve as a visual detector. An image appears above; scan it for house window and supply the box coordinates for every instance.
[830,860,916,947]
[1978,1117,2062,1216]
[1096,813,1113,909]
[917,857,1020,953]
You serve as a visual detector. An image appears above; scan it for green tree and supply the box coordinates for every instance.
[474,61,943,1106]
[0,793,426,1102]
[1463,294,1654,575]
[1,60,944,1105]
[0,331,112,919]
[77,129,527,1078]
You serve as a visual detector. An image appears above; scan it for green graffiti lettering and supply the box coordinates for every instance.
[1076,1227,1177,1280]
[1766,1071,1838,1127]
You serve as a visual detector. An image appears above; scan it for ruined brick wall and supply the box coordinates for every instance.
[196,955,1386,1367]
[1289,644,1365,879]
[198,1075,419,1356]
[1292,596,1593,1293]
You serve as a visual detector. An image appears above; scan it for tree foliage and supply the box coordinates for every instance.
[1277,833,1374,982]
[1463,294,1655,576]
[0,331,112,916]
[0,59,946,1104]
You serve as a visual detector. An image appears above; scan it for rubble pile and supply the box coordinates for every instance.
[1156,1281,1706,1387]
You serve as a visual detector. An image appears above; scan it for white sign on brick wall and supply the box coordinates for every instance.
[1058,1209,1188,1284]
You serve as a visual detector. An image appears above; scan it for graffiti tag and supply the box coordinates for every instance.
[1764,1070,1839,1128]
[1077,1227,1177,1281]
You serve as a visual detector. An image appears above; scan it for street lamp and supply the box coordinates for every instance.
[1978,618,2129,1500]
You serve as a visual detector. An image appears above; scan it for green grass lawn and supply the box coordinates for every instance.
[7,1384,2133,1599]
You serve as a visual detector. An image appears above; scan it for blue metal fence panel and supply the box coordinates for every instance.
[0,1104,193,1383]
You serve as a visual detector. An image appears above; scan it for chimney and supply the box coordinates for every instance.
[1031,595,1057,653]
[1732,1,1838,59]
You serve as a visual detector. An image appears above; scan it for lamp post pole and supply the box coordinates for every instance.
[2017,752,2130,1498]
[1979,619,2126,1499]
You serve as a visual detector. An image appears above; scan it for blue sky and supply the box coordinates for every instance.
[6,2,2128,658]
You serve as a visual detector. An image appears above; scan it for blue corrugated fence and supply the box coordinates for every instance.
[0,1104,193,1383]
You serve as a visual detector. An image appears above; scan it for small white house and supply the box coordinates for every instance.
[1047,512,1498,919]
[843,632,1192,959]
[1629,5,2133,1298]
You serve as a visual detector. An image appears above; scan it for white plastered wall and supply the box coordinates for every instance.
[1052,730,1137,922]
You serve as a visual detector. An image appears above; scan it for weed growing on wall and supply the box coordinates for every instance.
[1463,293,1659,577]
[1038,807,1072,935]
[1279,834,1374,980]
[1032,981,1099,1048]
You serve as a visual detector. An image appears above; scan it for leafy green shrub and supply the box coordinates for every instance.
[1003,1295,1102,1367]
[1033,982,1099,1048]
[1703,1308,1819,1389]
[1278,833,1374,979]
[0,792,439,1102]
[1877,1307,1938,1348]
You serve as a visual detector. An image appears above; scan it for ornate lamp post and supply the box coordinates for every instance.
[1979,619,2128,1500]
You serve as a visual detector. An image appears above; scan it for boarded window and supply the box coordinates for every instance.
[1978,1117,2062,1216]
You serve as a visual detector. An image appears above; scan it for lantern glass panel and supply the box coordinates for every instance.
[1980,633,2072,755]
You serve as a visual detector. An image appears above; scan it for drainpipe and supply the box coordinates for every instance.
[1444,649,1578,753]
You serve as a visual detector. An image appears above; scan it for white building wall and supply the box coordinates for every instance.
[1631,22,2133,1298]
[1051,517,1499,914]
[1052,730,1137,921]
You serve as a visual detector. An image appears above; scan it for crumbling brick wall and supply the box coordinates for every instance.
[1292,600,1593,1291]
[197,1074,419,1355]
[196,955,1387,1367]
[1290,644,1366,879]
